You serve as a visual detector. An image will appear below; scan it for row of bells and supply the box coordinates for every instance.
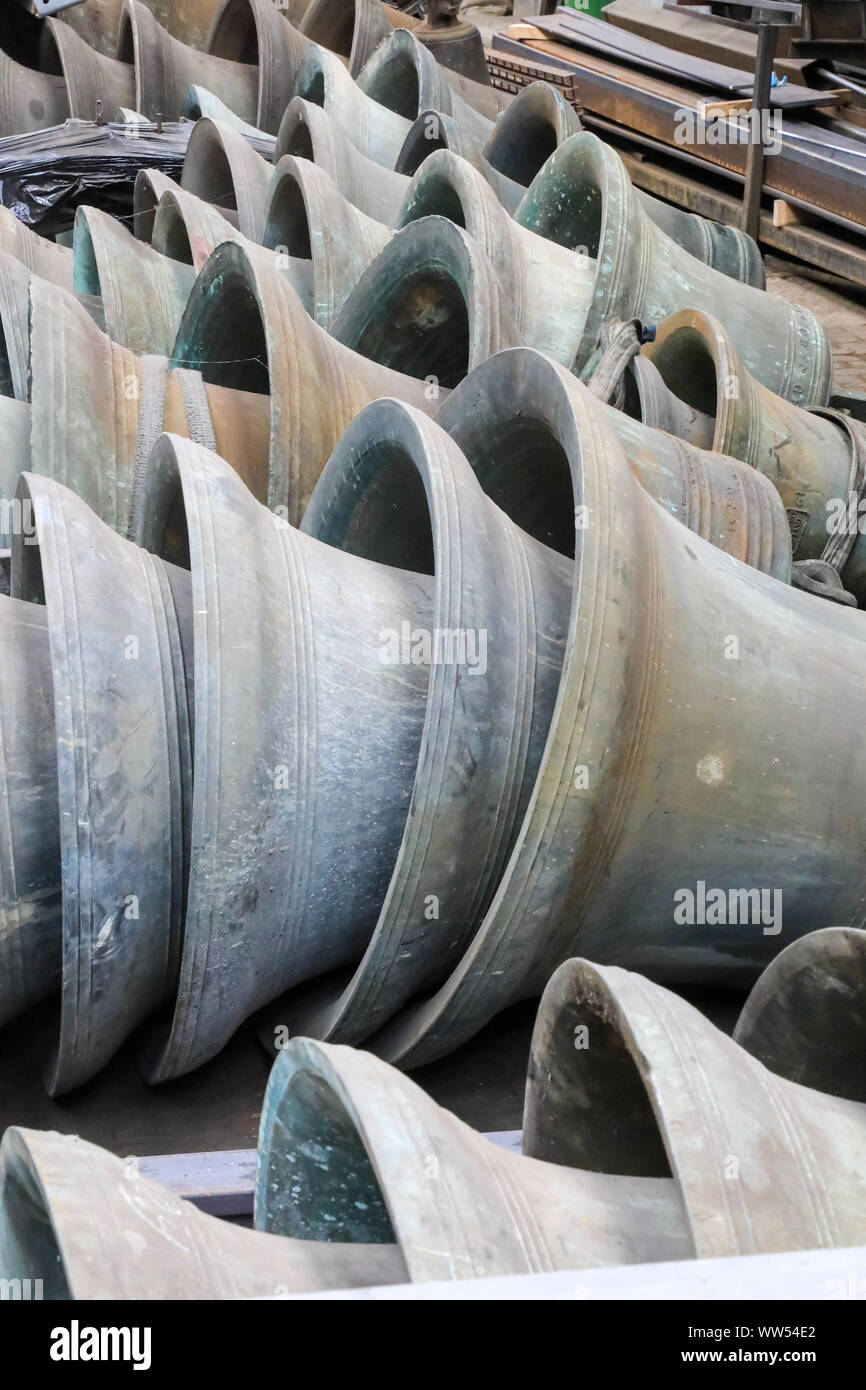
[3,928,866,1295]
[1,0,865,1298]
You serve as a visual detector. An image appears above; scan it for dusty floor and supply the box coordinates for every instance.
[767,255,866,394]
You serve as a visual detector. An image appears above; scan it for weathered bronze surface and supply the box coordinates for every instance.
[11,470,193,1095]
[516,133,831,403]
[277,95,409,225]
[300,0,391,77]
[171,238,439,523]
[28,277,271,533]
[0,1126,406,1297]
[74,203,196,355]
[132,431,434,1079]
[264,154,390,328]
[119,0,258,124]
[257,1037,692,1279]
[526,957,866,1256]
[0,596,60,1031]
[206,0,317,132]
[360,350,866,1068]
[644,308,866,600]
[260,395,571,1052]
[181,115,272,241]
[734,927,866,1102]
[332,216,520,387]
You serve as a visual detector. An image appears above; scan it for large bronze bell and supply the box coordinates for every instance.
[516,132,831,403]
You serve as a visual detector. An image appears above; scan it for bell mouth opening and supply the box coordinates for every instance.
[116,11,136,64]
[526,960,672,1180]
[733,927,866,1103]
[264,167,312,259]
[277,107,315,162]
[295,57,326,105]
[646,320,720,422]
[334,223,476,389]
[437,351,580,560]
[359,45,420,121]
[0,10,63,73]
[306,428,435,576]
[181,124,241,224]
[133,172,163,244]
[400,163,467,230]
[135,438,193,571]
[521,138,605,262]
[153,199,197,267]
[71,211,102,300]
[302,0,357,60]
[12,477,46,607]
[0,1137,71,1299]
[208,0,259,62]
[395,112,454,177]
[257,1052,397,1245]
[172,259,270,397]
[485,97,561,188]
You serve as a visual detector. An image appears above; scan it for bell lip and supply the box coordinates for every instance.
[132,430,221,1084]
[395,107,478,178]
[355,25,450,122]
[300,0,391,77]
[181,115,270,242]
[332,214,517,387]
[208,0,311,134]
[11,470,189,1097]
[0,249,32,403]
[117,0,154,121]
[0,591,60,1027]
[264,153,390,329]
[0,398,32,521]
[524,958,677,1170]
[262,394,535,1045]
[256,1039,459,1281]
[255,1041,396,1239]
[169,239,296,517]
[47,11,135,120]
[482,80,581,189]
[134,166,180,244]
[0,1127,74,1298]
[28,275,140,535]
[72,203,194,356]
[276,92,334,165]
[733,925,866,1102]
[181,82,272,143]
[276,96,407,227]
[360,348,654,1069]
[516,131,628,372]
[642,308,744,459]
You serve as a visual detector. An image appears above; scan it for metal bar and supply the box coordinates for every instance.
[490,35,866,227]
[742,21,778,239]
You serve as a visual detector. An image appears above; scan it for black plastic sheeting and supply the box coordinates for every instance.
[0,119,274,237]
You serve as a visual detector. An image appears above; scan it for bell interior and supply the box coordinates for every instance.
[260,1068,397,1245]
